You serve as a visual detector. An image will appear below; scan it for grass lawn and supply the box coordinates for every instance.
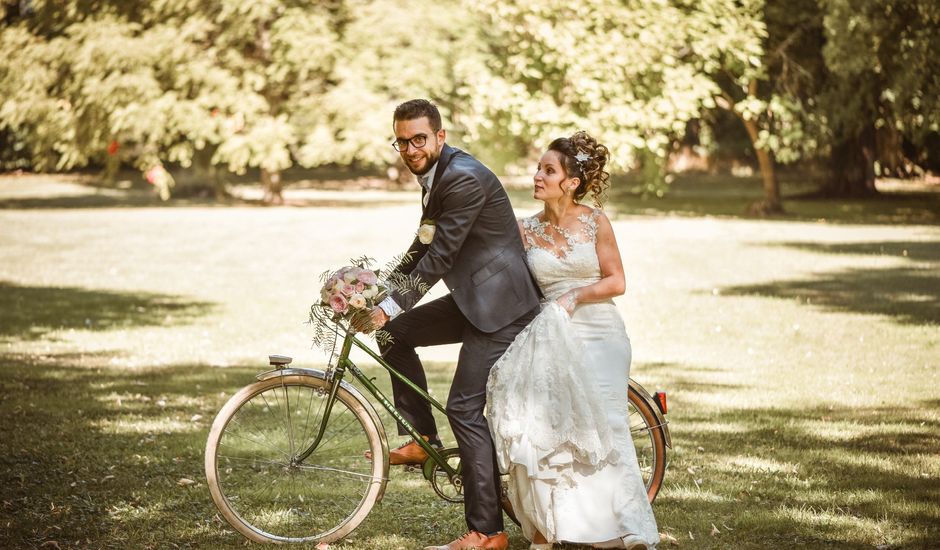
[0,174,938,549]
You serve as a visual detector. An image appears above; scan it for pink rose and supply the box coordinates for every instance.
[358,270,378,285]
[348,294,367,309]
[329,293,348,314]
[341,283,355,297]
[355,281,365,293]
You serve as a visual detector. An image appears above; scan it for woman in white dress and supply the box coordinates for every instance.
[487,131,659,550]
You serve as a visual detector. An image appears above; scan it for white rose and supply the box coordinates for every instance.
[332,279,345,293]
[348,293,367,309]
[343,269,360,284]
[362,287,376,299]
[417,223,436,245]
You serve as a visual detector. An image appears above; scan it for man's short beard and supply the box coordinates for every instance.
[410,150,440,176]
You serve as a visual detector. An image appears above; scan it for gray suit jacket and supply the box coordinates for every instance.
[389,144,541,333]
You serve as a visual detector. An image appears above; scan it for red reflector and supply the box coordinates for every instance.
[654,392,667,414]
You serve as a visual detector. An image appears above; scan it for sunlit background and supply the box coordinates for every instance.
[1,1,938,549]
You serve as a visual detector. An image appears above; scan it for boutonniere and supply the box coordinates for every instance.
[417,219,436,244]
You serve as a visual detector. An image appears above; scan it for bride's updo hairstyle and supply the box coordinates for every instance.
[547,131,610,206]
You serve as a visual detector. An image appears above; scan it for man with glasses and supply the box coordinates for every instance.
[365,99,540,550]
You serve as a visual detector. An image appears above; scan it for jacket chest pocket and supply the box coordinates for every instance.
[471,252,510,285]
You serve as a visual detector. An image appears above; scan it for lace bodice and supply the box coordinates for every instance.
[522,209,602,301]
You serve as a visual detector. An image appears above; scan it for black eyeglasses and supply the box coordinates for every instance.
[392,134,428,152]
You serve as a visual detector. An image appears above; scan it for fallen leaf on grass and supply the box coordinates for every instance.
[659,532,680,546]
[315,543,330,550]
[177,478,196,487]
[689,531,694,541]
[710,524,720,536]
[40,542,60,549]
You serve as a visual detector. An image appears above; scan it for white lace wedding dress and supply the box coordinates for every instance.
[487,209,659,547]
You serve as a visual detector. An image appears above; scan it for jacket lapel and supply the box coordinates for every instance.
[423,144,455,217]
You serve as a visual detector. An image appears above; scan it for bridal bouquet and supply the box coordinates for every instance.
[318,264,387,323]
[310,254,425,353]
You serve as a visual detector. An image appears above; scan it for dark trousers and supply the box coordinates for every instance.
[380,294,537,534]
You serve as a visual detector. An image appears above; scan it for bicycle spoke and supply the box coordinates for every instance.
[222,422,292,460]
[217,454,288,467]
[294,464,383,482]
[297,403,362,457]
[283,383,296,457]
[298,383,326,459]
[208,378,382,543]
[244,393,291,456]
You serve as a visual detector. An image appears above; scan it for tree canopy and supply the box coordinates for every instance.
[1,0,937,204]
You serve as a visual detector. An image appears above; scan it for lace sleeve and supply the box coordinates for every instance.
[521,215,542,250]
[577,208,601,242]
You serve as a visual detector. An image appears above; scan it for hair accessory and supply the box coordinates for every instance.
[574,152,590,166]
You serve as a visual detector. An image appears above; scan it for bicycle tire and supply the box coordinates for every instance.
[628,386,667,502]
[205,374,387,543]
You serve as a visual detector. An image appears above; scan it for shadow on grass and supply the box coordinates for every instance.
[773,240,940,263]
[594,173,940,225]
[720,266,940,325]
[0,358,250,548]
[2,351,937,548]
[661,401,940,548]
[0,192,236,209]
[0,282,215,341]
[0,193,417,210]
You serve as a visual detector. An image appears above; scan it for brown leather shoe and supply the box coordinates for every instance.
[364,436,441,466]
[424,531,509,550]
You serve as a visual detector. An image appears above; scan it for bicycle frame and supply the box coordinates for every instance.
[293,329,458,480]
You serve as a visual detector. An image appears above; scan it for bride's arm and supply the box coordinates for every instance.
[556,211,625,313]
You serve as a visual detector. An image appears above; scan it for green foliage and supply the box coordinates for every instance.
[0,0,937,196]
[297,1,489,169]
[469,0,722,182]
[820,0,940,144]
[0,0,340,195]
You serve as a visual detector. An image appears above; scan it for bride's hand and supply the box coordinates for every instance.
[555,290,579,315]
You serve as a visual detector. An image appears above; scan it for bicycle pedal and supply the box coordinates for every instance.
[402,464,423,474]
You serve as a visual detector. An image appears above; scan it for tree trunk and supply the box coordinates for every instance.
[718,81,784,215]
[195,146,228,200]
[822,125,878,197]
[261,168,283,205]
[740,116,784,215]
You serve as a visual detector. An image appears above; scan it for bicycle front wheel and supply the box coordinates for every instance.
[205,374,387,543]
[628,387,667,502]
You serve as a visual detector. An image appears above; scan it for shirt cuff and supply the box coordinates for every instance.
[378,296,403,320]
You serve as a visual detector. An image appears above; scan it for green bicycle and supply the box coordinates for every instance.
[204,324,671,544]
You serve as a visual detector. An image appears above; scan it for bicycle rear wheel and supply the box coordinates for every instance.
[205,374,386,543]
[628,387,667,502]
